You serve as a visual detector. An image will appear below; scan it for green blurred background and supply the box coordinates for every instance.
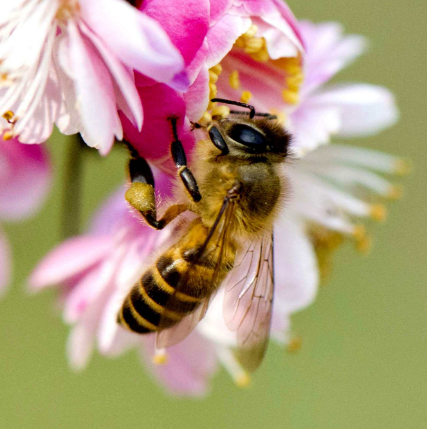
[1,0,426,427]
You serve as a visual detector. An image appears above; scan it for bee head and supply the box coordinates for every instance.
[212,116,291,161]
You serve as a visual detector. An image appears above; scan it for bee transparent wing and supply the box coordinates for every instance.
[223,233,274,373]
[156,197,236,349]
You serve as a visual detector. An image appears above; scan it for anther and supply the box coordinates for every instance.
[287,336,302,353]
[282,89,299,105]
[152,349,168,365]
[211,105,230,119]
[387,185,403,200]
[2,110,14,122]
[2,131,13,140]
[240,91,252,104]
[370,204,387,222]
[235,372,251,388]
[209,70,219,84]
[229,70,240,90]
[210,64,223,76]
[394,159,412,176]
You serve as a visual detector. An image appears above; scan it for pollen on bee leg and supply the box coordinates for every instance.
[370,204,387,222]
[152,348,168,365]
[240,91,252,104]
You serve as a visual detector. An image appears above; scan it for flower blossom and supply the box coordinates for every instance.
[30,12,404,394]
[122,0,305,169]
[0,0,186,154]
[0,138,51,295]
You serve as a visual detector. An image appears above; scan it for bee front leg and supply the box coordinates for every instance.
[124,142,187,230]
[168,117,202,203]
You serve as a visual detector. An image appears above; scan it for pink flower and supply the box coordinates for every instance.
[0,138,51,295]
[122,0,304,171]
[30,16,404,393]
[0,0,186,155]
[31,178,218,396]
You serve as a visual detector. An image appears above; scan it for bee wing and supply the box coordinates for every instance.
[223,233,274,373]
[156,197,236,349]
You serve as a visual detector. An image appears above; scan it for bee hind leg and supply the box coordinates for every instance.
[168,116,202,203]
[124,141,187,230]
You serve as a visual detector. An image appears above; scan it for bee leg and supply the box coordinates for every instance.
[168,117,202,203]
[124,141,187,230]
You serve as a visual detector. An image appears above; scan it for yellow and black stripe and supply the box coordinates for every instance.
[118,220,235,334]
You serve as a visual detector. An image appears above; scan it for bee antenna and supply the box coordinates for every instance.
[211,98,256,119]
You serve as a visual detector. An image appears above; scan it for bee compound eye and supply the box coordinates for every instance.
[228,124,267,149]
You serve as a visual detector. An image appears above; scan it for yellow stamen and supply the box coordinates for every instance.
[286,72,304,90]
[387,185,403,200]
[394,159,412,176]
[250,48,270,63]
[370,204,387,222]
[240,91,252,104]
[2,110,14,121]
[244,25,258,39]
[355,234,372,254]
[229,70,240,90]
[287,336,302,353]
[235,372,251,388]
[210,64,223,76]
[211,105,230,119]
[352,225,367,242]
[152,350,168,365]
[209,82,217,98]
[209,70,219,84]
[199,111,212,124]
[282,89,299,105]
[269,109,287,125]
[2,131,13,141]
[244,37,264,54]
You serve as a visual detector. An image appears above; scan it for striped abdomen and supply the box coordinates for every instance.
[118,219,236,334]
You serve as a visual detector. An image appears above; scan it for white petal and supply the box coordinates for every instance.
[314,84,399,137]
[273,217,319,314]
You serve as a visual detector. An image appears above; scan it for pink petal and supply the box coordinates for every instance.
[205,14,250,69]
[313,84,399,137]
[0,231,11,297]
[0,140,51,221]
[210,0,233,24]
[81,0,185,88]
[273,217,319,315]
[122,84,196,172]
[66,21,122,155]
[29,236,113,290]
[183,66,210,122]
[141,0,210,76]
[141,332,218,396]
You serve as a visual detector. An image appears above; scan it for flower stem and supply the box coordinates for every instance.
[61,134,85,239]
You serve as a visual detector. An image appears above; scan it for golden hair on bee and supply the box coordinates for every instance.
[119,98,291,373]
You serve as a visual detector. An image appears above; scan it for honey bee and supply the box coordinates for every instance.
[118,98,291,372]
